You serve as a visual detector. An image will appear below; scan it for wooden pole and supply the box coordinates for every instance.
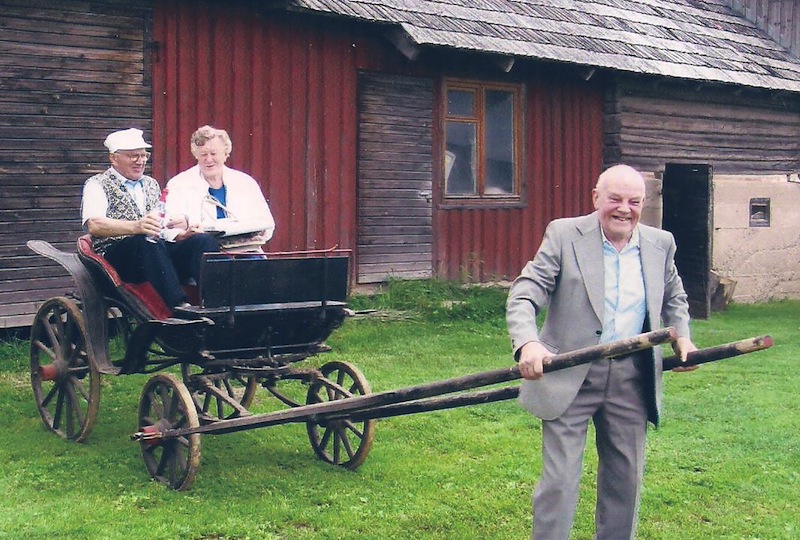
[340,335,774,422]
[661,335,772,370]
[134,328,676,440]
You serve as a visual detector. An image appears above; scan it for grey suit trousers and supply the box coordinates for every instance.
[532,356,648,540]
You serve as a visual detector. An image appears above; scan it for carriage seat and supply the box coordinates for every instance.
[77,235,178,321]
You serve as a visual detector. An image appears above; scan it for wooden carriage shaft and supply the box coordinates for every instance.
[333,335,774,422]
[140,327,676,440]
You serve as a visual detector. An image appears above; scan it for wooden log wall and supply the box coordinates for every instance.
[0,0,153,328]
[357,72,434,283]
[729,0,800,56]
[605,75,800,174]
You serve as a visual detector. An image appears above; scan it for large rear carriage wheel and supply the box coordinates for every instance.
[29,297,100,442]
[306,361,375,470]
[138,373,201,490]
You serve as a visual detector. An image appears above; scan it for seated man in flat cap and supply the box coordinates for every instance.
[80,128,220,309]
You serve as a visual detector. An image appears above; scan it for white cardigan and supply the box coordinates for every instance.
[164,165,275,242]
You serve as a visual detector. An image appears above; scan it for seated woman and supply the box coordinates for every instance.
[165,125,275,253]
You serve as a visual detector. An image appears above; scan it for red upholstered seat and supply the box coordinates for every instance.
[77,235,174,321]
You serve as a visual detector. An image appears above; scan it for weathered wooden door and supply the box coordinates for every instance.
[662,164,713,319]
[356,72,434,283]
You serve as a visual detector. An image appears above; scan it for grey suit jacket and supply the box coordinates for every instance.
[506,212,691,427]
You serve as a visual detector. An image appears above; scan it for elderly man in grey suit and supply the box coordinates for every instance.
[506,164,698,540]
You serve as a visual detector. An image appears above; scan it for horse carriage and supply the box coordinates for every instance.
[28,237,370,490]
[26,236,773,491]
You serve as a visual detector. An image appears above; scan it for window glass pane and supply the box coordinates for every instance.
[484,90,514,195]
[445,121,477,195]
[448,90,474,117]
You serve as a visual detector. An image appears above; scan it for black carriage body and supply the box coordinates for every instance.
[184,254,351,359]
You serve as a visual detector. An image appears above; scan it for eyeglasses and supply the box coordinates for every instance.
[115,151,151,162]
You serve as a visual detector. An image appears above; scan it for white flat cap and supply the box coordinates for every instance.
[104,128,152,153]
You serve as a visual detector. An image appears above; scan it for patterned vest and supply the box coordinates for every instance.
[87,168,161,255]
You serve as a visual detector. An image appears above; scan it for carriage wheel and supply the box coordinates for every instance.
[306,361,375,470]
[138,373,201,490]
[180,364,258,420]
[29,297,100,442]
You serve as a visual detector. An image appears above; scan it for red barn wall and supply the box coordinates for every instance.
[151,0,604,283]
[151,1,398,253]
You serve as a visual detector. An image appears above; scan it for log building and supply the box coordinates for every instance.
[2,0,800,327]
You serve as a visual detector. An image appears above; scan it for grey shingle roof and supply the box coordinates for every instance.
[289,0,800,92]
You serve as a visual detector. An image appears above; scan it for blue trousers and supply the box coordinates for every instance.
[103,233,219,307]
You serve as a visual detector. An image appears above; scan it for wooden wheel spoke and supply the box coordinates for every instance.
[69,376,90,402]
[52,386,66,430]
[67,364,91,378]
[65,391,76,437]
[65,379,87,426]
[33,339,57,362]
[54,313,69,360]
[157,387,172,419]
[319,424,333,449]
[341,418,364,439]
[168,391,182,423]
[335,425,356,459]
[146,389,164,419]
[333,430,342,463]
[174,443,188,472]
[43,315,61,353]
[41,383,58,408]
[156,448,169,477]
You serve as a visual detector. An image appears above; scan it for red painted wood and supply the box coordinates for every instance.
[152,1,604,283]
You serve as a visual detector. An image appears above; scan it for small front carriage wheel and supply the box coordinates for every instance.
[306,361,375,470]
[138,373,201,490]
[29,297,100,442]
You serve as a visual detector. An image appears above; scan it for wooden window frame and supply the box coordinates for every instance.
[441,78,523,207]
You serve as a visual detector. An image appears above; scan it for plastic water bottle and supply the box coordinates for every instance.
[146,188,169,243]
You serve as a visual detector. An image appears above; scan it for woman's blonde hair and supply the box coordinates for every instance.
[190,125,232,157]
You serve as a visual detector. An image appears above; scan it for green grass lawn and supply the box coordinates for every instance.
[0,284,798,539]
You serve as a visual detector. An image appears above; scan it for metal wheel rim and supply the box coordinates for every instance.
[29,297,100,442]
[138,373,201,490]
[306,361,375,470]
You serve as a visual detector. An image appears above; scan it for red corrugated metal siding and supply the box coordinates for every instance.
[151,1,388,253]
[435,76,604,281]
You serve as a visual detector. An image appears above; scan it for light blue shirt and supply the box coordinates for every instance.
[115,166,146,215]
[599,228,646,344]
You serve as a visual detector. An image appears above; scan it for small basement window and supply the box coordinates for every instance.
[749,198,770,227]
